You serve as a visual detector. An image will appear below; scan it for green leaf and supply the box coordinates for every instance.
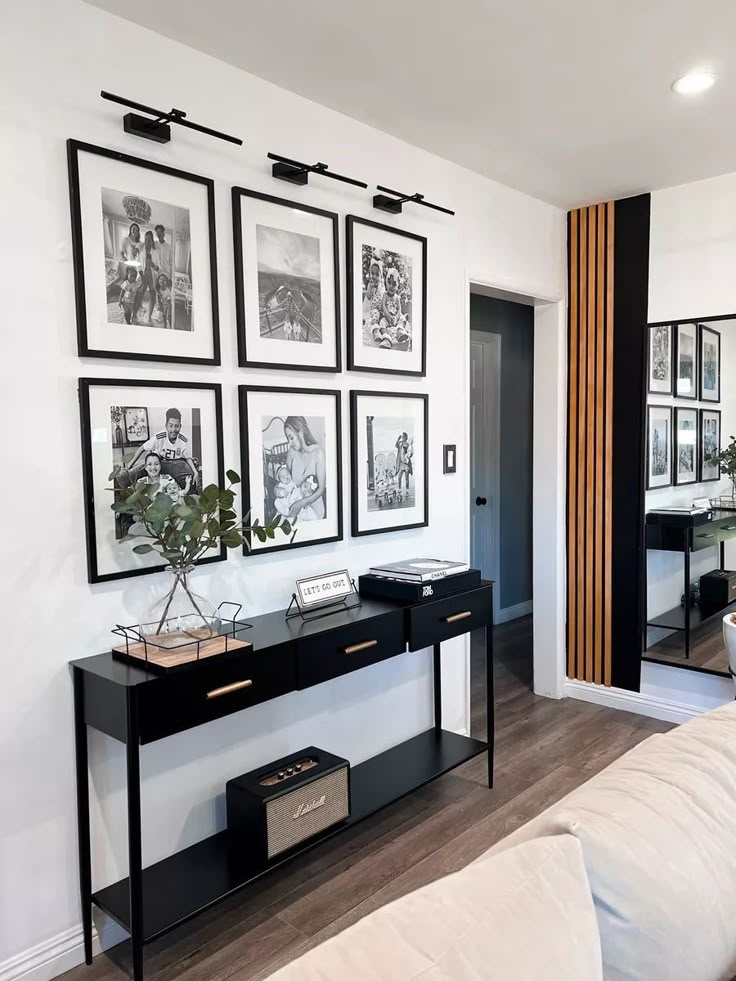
[219,509,236,523]
[280,520,291,536]
[190,518,204,539]
[226,469,241,484]
[208,518,220,538]
[265,527,275,539]
[254,527,267,543]
[132,543,155,554]
[219,489,235,510]
[200,484,220,510]
[221,531,242,547]
[111,500,136,514]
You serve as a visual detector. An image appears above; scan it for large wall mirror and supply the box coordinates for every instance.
[643,316,736,677]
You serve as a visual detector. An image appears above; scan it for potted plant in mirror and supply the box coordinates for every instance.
[715,435,736,506]
[109,467,295,645]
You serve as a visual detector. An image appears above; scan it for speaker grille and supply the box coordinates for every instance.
[266,768,349,858]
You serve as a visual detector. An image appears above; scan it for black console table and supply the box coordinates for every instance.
[71,582,494,980]
[644,510,736,661]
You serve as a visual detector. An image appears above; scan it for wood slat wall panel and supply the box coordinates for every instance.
[567,202,614,685]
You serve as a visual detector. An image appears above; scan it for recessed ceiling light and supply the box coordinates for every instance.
[672,70,716,96]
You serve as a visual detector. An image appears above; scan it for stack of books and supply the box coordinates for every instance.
[359,559,481,602]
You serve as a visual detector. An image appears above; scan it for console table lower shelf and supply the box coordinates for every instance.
[93,727,487,942]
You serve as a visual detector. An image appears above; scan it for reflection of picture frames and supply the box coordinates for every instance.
[646,404,672,490]
[123,407,150,445]
[699,408,721,483]
[673,322,698,400]
[67,140,220,365]
[674,407,698,486]
[647,324,673,395]
[698,324,721,402]
[232,188,341,372]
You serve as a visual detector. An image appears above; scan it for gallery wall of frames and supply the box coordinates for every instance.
[68,138,435,584]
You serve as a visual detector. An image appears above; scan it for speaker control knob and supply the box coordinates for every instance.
[295,763,302,772]
[286,767,294,776]
[277,771,285,780]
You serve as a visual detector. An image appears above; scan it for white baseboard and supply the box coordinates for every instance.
[495,600,532,625]
[564,678,706,725]
[0,925,96,981]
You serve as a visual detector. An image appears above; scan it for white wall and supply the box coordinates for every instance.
[642,174,736,704]
[0,1,565,973]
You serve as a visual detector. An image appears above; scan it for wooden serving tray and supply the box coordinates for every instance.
[112,632,252,672]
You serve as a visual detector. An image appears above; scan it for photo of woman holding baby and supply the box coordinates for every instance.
[239,386,343,554]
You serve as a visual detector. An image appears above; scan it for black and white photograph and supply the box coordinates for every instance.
[700,408,721,482]
[351,390,428,536]
[347,216,426,376]
[233,189,340,372]
[674,407,698,485]
[79,379,225,583]
[646,404,672,490]
[68,141,219,365]
[647,324,672,395]
[699,324,721,402]
[239,386,342,553]
[674,322,698,399]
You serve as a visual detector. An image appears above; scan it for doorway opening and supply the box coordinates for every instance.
[469,290,535,731]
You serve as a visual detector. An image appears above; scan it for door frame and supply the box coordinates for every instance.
[469,328,501,621]
[464,275,567,724]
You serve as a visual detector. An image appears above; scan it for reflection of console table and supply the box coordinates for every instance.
[644,510,736,659]
[71,583,494,981]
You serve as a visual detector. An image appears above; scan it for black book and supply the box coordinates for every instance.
[359,569,482,603]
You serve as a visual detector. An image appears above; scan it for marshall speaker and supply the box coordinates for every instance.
[700,569,736,608]
[226,747,350,860]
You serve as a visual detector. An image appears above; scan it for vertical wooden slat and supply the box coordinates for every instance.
[567,212,579,680]
[585,207,596,682]
[576,208,588,680]
[594,203,606,685]
[604,201,615,686]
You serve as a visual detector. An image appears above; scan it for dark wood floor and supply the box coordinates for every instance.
[61,617,672,981]
[645,618,730,676]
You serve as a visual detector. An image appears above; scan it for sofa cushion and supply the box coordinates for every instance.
[267,834,602,980]
[486,701,736,981]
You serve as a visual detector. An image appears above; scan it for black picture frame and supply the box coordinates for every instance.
[673,406,698,486]
[647,323,673,396]
[350,389,429,537]
[67,140,220,365]
[645,404,673,491]
[79,378,226,584]
[232,188,341,372]
[346,216,427,377]
[698,324,721,402]
[238,385,343,555]
[699,408,722,483]
[673,322,698,400]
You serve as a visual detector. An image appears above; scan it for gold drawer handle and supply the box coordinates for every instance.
[344,640,378,655]
[723,526,736,531]
[445,611,472,623]
[206,679,253,700]
[697,533,716,539]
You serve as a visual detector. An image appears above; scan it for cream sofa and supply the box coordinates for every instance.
[268,701,736,981]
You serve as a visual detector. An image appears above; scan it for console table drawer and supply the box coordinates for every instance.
[296,611,405,689]
[717,520,736,542]
[407,585,493,650]
[692,527,720,550]
[137,646,296,743]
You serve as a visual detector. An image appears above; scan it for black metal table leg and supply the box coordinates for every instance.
[73,667,93,965]
[684,534,691,660]
[433,643,442,731]
[485,622,495,789]
[721,540,726,572]
[126,692,144,981]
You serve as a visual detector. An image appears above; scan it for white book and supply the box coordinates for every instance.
[368,559,470,583]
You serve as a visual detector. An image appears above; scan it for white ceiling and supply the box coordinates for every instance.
[85,0,736,208]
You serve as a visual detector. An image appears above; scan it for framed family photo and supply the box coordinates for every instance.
[699,408,721,482]
[647,324,672,395]
[239,386,343,554]
[699,325,721,402]
[232,188,341,372]
[346,216,427,376]
[68,141,220,365]
[350,390,428,536]
[674,407,698,485]
[646,404,672,490]
[674,322,698,399]
[79,378,225,583]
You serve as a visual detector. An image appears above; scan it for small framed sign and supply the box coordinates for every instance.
[287,569,360,622]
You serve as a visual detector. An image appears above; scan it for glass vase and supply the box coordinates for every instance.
[140,565,220,648]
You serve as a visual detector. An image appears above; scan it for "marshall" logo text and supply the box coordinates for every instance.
[293,794,326,820]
